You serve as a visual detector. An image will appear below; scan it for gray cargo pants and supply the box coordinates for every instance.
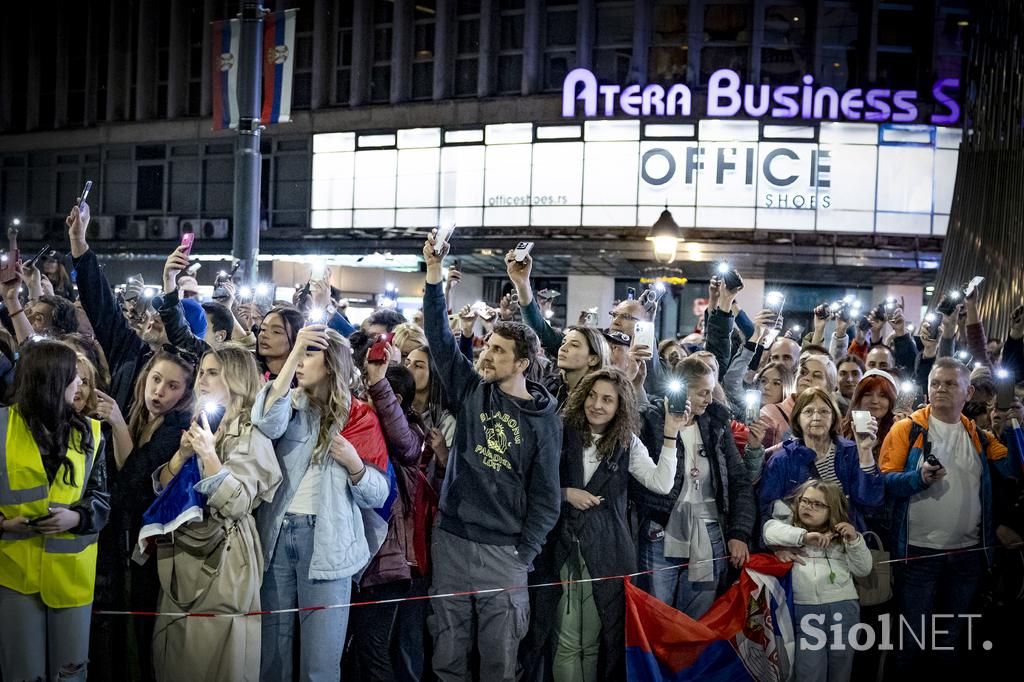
[0,585,91,681]
[428,528,530,682]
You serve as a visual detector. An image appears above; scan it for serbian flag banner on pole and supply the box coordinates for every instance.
[211,18,240,130]
[342,398,398,576]
[626,554,795,682]
[261,8,297,125]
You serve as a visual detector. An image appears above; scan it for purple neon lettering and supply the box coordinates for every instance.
[643,84,665,116]
[707,69,742,116]
[891,90,918,123]
[813,87,840,119]
[839,88,864,120]
[562,68,597,117]
[931,78,960,125]
[599,85,620,116]
[864,89,891,122]
[666,84,691,116]
[771,86,800,118]
[800,75,815,118]
[744,84,771,117]
[620,84,642,116]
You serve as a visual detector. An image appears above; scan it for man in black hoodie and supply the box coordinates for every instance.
[421,232,561,682]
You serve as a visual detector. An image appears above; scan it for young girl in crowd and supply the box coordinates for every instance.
[763,480,874,682]
[102,349,196,680]
[152,344,282,681]
[253,324,390,680]
[0,340,108,681]
[404,344,456,482]
[524,369,683,681]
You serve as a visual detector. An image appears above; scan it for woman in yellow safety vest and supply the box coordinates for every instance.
[0,339,109,681]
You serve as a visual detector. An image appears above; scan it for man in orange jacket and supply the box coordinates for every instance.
[879,357,1019,673]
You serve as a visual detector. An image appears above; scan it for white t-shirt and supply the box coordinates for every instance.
[287,461,323,515]
[581,433,678,495]
[679,423,717,509]
[907,416,982,550]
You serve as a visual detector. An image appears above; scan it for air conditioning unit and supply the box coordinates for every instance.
[179,218,230,239]
[14,222,46,240]
[199,218,229,239]
[147,216,180,239]
[125,219,148,239]
[90,216,116,240]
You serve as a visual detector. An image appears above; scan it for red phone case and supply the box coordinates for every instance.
[180,232,195,258]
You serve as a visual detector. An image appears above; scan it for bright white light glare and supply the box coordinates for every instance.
[218,270,227,278]
[143,287,157,298]
[310,261,326,279]
[0,256,7,263]
[308,307,326,323]
[886,297,897,304]
[744,392,759,405]
[925,312,937,323]
[11,218,21,226]
[765,291,784,304]
[957,351,969,360]
[851,300,862,309]
[997,369,1010,379]
[791,325,802,334]
[829,302,841,312]
[949,290,961,300]
[842,294,854,303]
[544,309,554,319]
[668,380,682,393]
[717,262,730,274]
[974,362,983,369]
[900,381,915,393]
[239,286,253,298]
[906,324,915,332]
[386,282,396,291]
[202,400,220,415]
[473,300,485,309]
[255,283,270,297]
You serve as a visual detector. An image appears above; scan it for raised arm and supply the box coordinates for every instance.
[506,251,563,358]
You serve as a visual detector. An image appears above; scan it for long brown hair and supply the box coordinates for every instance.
[127,350,196,442]
[840,375,897,450]
[562,368,639,461]
[296,328,354,461]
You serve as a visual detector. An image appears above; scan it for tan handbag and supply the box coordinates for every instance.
[854,530,892,606]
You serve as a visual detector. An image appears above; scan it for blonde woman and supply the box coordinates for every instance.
[253,325,390,679]
[151,344,282,681]
[391,322,429,360]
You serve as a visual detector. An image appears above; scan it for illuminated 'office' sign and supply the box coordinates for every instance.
[562,68,961,126]
[310,119,960,237]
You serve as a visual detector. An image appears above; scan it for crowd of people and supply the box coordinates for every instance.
[0,195,1021,682]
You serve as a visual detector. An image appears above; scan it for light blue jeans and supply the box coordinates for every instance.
[260,514,354,682]
[636,518,726,620]
[794,600,860,682]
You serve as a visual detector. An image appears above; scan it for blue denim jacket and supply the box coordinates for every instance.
[252,384,389,581]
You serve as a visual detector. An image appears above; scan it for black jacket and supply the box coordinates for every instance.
[424,282,562,565]
[71,250,152,413]
[632,401,756,545]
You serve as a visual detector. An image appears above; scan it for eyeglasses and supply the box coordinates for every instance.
[609,311,640,323]
[802,408,833,418]
[798,497,829,511]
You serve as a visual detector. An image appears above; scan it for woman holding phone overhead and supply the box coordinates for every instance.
[151,344,282,682]
[0,340,109,681]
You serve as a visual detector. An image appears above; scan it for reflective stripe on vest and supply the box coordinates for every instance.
[0,408,102,608]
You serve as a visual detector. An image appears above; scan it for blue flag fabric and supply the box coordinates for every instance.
[136,456,206,556]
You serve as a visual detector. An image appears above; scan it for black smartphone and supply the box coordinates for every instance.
[27,512,54,526]
[23,244,51,269]
[716,263,743,291]
[815,304,832,320]
[871,304,886,322]
[936,291,962,316]
[667,378,688,414]
[996,370,1015,411]
[924,453,943,469]
[201,402,227,434]
[857,315,872,332]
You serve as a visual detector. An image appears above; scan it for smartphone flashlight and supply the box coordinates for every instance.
[255,283,270,297]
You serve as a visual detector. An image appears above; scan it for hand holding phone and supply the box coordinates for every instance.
[633,321,655,351]
[78,180,93,211]
[996,370,1015,411]
[512,241,534,263]
[180,232,196,258]
[434,222,456,255]
[1,227,20,284]
[851,410,872,435]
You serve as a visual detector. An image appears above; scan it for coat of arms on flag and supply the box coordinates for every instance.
[626,554,795,681]
[210,9,297,130]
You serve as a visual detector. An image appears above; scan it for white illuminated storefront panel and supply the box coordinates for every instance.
[311,121,960,235]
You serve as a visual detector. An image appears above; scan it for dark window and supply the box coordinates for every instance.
[543,5,576,91]
[594,1,633,82]
[412,2,437,100]
[334,0,354,104]
[703,3,750,42]
[821,3,860,48]
[701,46,747,82]
[454,12,480,97]
[763,3,810,44]
[136,165,165,211]
[370,0,394,102]
[649,0,689,83]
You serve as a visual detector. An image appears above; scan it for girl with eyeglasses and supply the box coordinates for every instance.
[763,479,873,682]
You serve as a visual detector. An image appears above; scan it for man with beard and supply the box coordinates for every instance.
[421,231,561,682]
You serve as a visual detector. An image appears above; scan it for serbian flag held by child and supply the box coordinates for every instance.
[626,554,795,682]
[344,398,397,571]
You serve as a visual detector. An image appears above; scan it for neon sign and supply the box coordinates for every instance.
[562,68,961,126]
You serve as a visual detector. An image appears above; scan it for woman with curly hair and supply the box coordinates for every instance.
[522,368,685,682]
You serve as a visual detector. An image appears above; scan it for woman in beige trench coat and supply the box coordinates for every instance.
[151,344,282,682]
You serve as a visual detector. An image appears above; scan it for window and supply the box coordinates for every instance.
[935,4,969,79]
[370,0,394,102]
[136,165,166,211]
[334,0,354,104]
[594,1,633,83]
[760,2,812,85]
[454,2,480,97]
[876,1,926,87]
[497,0,525,95]
[187,0,205,116]
[412,1,437,100]
[291,0,315,109]
[648,0,688,84]
[818,2,862,88]
[65,4,89,126]
[700,3,750,82]
[543,2,576,91]
[155,2,171,118]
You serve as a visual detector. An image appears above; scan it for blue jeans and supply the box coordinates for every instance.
[893,544,985,673]
[794,600,860,682]
[260,514,354,682]
[636,518,726,620]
